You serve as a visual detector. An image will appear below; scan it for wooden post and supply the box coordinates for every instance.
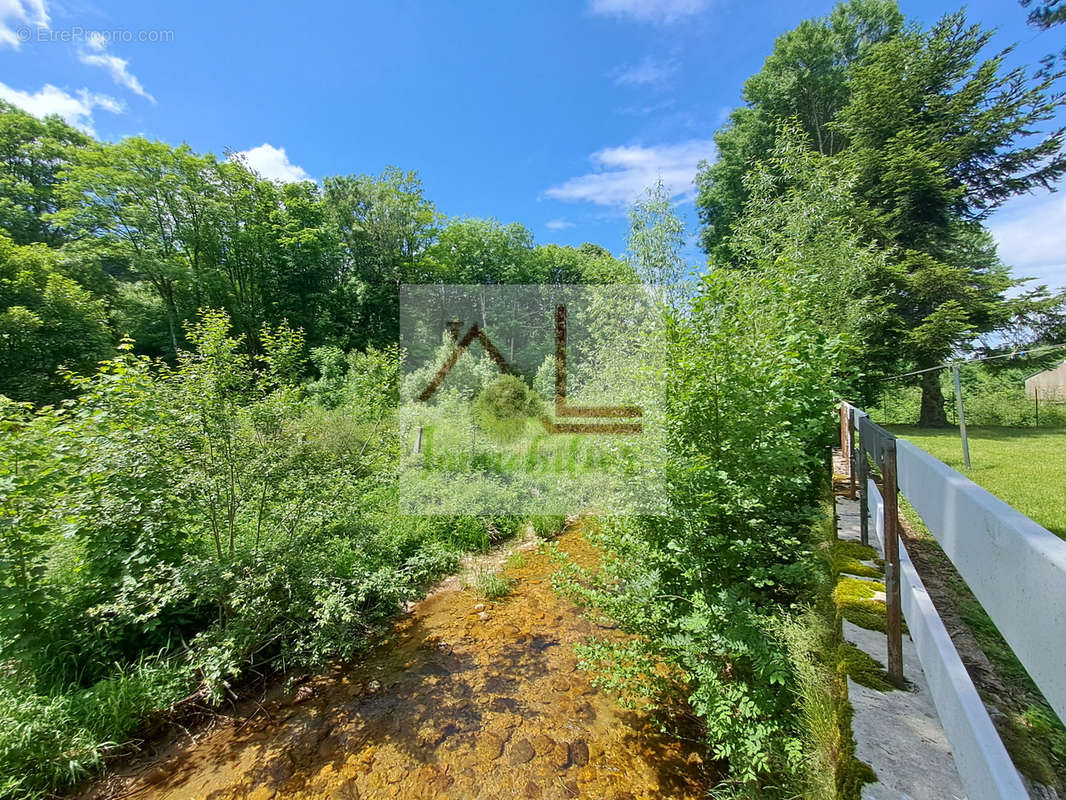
[847,407,857,500]
[414,425,423,454]
[952,364,972,469]
[882,442,905,688]
[858,416,869,546]
[839,404,851,485]
[1035,387,1040,428]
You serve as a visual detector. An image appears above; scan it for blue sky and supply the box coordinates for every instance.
[1,0,1064,288]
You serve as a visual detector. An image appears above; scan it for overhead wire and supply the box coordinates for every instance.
[884,342,1066,381]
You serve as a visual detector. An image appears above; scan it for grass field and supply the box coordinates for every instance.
[888,425,1066,538]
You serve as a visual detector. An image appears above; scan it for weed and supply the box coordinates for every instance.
[504,551,526,570]
[471,569,515,600]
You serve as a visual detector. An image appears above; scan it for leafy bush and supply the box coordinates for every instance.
[474,374,542,442]
[0,309,549,798]
[554,131,874,795]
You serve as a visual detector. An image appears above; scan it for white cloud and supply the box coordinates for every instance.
[0,0,49,49]
[611,56,677,87]
[989,191,1066,290]
[544,140,715,208]
[545,219,575,230]
[231,143,311,183]
[78,32,155,102]
[589,0,709,23]
[0,81,122,135]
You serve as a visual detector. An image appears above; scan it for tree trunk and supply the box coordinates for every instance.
[918,370,948,427]
[164,289,180,358]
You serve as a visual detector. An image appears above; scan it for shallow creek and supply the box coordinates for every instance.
[81,525,708,800]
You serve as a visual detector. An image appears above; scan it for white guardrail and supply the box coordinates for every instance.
[846,404,1066,799]
[894,440,1066,723]
[868,480,1028,799]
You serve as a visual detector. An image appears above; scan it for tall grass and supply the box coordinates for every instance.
[0,658,188,799]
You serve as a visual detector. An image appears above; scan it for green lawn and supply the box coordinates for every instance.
[888,426,1066,538]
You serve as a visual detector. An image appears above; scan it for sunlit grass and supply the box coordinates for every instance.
[469,569,515,600]
[889,425,1066,538]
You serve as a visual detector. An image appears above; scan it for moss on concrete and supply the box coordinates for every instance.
[833,577,889,633]
[836,699,879,799]
[827,540,883,579]
[837,642,893,692]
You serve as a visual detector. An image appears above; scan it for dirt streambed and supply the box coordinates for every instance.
[81,524,709,800]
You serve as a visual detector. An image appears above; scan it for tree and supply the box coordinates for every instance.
[322,168,439,349]
[424,217,540,286]
[725,126,885,398]
[0,103,89,246]
[52,138,221,356]
[262,180,343,346]
[996,286,1066,348]
[833,12,1066,423]
[698,2,1066,425]
[695,0,903,262]
[0,235,111,402]
[625,180,690,309]
[52,138,341,360]
[531,242,635,285]
[1021,0,1066,29]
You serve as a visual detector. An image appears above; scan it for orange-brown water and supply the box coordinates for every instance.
[82,526,708,800]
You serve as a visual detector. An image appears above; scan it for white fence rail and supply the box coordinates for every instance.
[842,403,1066,799]
[868,481,1028,799]
[895,440,1066,722]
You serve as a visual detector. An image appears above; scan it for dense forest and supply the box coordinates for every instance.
[0,110,635,404]
[2,0,1066,798]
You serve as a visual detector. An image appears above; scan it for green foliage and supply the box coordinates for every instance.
[698,0,1066,423]
[549,168,863,792]
[0,235,112,402]
[0,97,638,406]
[696,0,902,262]
[0,101,88,246]
[829,11,1065,416]
[322,168,439,349]
[470,569,515,600]
[474,374,541,442]
[778,611,878,800]
[0,659,188,800]
[0,309,545,798]
[625,180,689,309]
[1021,0,1066,29]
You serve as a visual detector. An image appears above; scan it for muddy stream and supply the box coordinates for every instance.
[82,524,709,800]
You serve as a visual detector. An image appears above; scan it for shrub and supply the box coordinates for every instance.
[553,131,877,794]
[474,374,541,442]
[0,309,549,798]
